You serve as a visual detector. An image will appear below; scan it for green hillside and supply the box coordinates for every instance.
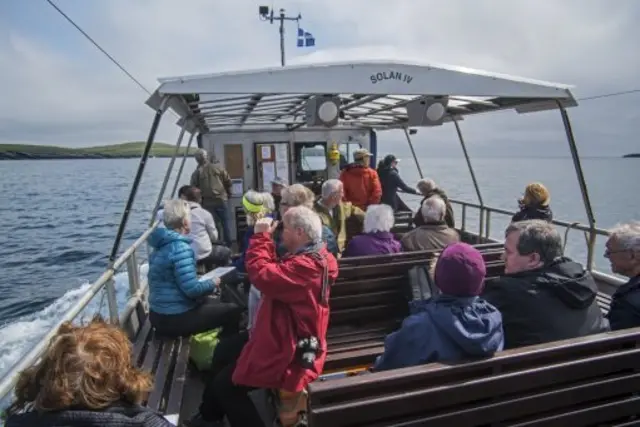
[0,142,197,160]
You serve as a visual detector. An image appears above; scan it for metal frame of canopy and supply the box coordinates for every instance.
[107,60,597,273]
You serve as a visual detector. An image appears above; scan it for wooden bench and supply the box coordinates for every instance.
[325,248,506,372]
[310,328,640,426]
[132,317,191,425]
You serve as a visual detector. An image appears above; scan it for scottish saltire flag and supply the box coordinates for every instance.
[297,27,315,47]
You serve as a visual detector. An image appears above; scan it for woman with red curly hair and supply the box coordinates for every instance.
[3,319,174,427]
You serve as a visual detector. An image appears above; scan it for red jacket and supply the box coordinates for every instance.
[232,233,339,391]
[339,164,382,210]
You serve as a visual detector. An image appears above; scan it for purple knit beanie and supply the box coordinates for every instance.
[434,242,487,297]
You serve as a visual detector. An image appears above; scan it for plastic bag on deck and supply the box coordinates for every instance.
[189,328,222,371]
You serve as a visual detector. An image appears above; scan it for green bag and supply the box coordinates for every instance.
[189,328,221,371]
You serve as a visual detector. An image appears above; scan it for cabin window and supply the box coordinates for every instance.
[339,142,362,164]
[299,144,327,171]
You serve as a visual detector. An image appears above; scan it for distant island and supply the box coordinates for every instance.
[0,142,196,160]
[623,153,640,158]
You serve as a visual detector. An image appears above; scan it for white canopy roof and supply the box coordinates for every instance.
[146,60,577,133]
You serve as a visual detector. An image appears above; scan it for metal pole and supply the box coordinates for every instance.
[451,115,485,240]
[108,100,167,264]
[149,124,187,228]
[451,116,484,207]
[403,127,424,179]
[170,131,196,198]
[279,9,286,66]
[126,251,140,295]
[105,278,119,323]
[557,103,597,269]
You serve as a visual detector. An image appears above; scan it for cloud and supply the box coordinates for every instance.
[1,0,638,156]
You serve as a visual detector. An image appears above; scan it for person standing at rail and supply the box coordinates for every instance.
[377,154,420,212]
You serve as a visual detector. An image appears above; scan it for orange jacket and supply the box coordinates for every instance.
[339,164,382,210]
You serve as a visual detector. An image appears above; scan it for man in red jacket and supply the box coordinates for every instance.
[190,206,338,427]
[339,148,382,210]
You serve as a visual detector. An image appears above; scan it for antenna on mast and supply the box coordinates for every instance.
[258,5,302,67]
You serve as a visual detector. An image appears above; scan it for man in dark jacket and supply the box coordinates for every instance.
[377,154,420,211]
[604,221,640,330]
[482,220,608,349]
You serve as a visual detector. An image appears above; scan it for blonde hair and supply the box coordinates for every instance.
[5,319,152,416]
[522,182,550,207]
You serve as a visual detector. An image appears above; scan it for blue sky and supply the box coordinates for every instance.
[1,0,639,157]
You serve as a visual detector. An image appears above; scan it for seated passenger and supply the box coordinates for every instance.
[315,179,365,254]
[232,190,272,274]
[373,243,504,371]
[511,182,553,223]
[232,190,273,332]
[270,177,287,220]
[181,186,231,271]
[156,186,230,270]
[415,178,455,228]
[605,221,640,330]
[147,199,242,337]
[3,319,174,427]
[401,196,460,252]
[482,220,608,349]
[339,148,382,210]
[191,207,339,427]
[274,183,339,257]
[343,204,401,257]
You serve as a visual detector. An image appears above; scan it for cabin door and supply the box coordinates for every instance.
[254,142,290,192]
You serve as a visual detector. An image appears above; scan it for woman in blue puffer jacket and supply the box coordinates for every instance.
[147,200,242,337]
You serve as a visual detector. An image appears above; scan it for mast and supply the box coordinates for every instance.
[258,5,301,67]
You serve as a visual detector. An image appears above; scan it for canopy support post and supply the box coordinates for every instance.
[403,128,424,179]
[148,124,188,228]
[170,131,197,198]
[108,99,168,264]
[557,103,597,270]
[451,115,486,240]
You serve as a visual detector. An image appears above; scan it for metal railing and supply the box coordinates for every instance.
[0,222,159,402]
[448,198,612,271]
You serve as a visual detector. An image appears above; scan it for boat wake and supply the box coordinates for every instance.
[0,264,149,382]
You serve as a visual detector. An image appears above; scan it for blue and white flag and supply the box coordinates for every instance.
[297,27,315,47]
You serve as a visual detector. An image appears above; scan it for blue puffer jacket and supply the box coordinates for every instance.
[147,227,215,315]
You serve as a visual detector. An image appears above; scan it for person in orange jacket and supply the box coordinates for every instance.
[339,148,382,211]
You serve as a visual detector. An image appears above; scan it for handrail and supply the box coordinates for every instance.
[448,198,611,238]
[0,222,160,402]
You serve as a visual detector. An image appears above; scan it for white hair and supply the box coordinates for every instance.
[609,221,640,251]
[195,148,210,164]
[281,184,315,208]
[364,204,395,233]
[321,179,343,199]
[163,199,190,230]
[284,205,323,243]
[421,195,446,223]
[261,192,275,212]
[417,178,437,194]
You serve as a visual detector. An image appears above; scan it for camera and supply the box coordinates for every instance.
[296,336,320,369]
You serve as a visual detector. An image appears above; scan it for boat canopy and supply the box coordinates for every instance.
[146,60,578,134]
